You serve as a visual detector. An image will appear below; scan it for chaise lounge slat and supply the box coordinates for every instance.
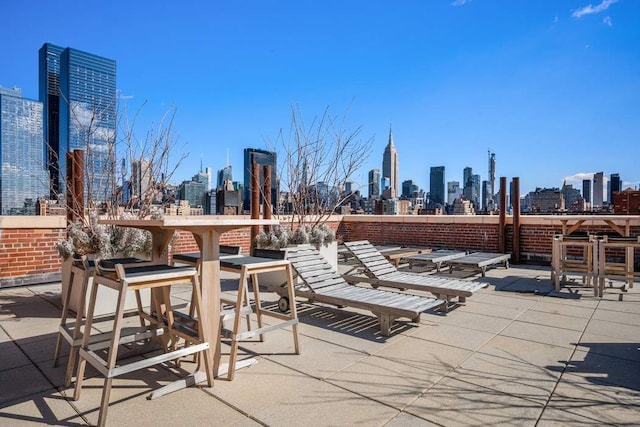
[282,245,444,336]
[343,240,489,309]
[447,252,511,277]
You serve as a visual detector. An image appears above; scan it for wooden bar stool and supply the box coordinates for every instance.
[73,262,213,427]
[53,255,147,387]
[172,246,253,341]
[223,259,300,380]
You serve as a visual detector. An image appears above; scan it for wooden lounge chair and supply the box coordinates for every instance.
[343,240,488,308]
[447,252,511,277]
[279,245,444,336]
[406,250,467,272]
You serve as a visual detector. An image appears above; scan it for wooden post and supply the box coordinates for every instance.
[263,165,272,234]
[512,177,521,264]
[498,176,507,253]
[66,152,75,223]
[250,162,260,254]
[65,149,84,223]
[73,149,84,219]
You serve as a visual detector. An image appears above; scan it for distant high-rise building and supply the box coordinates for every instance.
[344,180,354,194]
[472,174,481,207]
[582,179,592,204]
[368,168,381,198]
[382,126,398,199]
[217,165,232,189]
[178,179,207,208]
[0,87,49,214]
[610,173,621,201]
[593,172,604,207]
[131,159,152,200]
[487,151,496,211]
[430,166,445,206]
[463,167,473,201]
[447,181,461,205]
[529,188,564,213]
[39,43,64,198]
[39,43,117,202]
[481,180,490,211]
[243,148,277,212]
[561,181,581,209]
[401,179,418,199]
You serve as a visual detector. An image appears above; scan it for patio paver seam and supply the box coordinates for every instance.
[534,297,603,426]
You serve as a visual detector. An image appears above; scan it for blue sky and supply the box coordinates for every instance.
[1,0,638,197]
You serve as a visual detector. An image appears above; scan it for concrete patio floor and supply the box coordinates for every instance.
[1,262,639,426]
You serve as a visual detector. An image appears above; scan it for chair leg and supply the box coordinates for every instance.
[65,267,92,387]
[95,284,129,426]
[227,267,249,381]
[97,377,114,427]
[190,274,213,387]
[54,267,76,368]
[74,273,100,401]
[250,273,262,342]
[285,264,300,355]
[152,288,171,354]
[161,286,178,352]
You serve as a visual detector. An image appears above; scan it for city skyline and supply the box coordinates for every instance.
[0,1,638,198]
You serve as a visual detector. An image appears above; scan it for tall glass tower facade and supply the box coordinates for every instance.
[39,43,64,198]
[368,168,380,198]
[429,166,445,206]
[0,87,49,214]
[39,43,117,203]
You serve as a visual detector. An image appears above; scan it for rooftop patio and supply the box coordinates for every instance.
[1,260,638,426]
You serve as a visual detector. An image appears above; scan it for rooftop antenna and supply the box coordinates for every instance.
[200,152,203,173]
[227,148,230,166]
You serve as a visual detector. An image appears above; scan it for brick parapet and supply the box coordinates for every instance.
[1,215,638,287]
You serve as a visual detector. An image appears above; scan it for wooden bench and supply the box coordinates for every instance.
[284,245,444,336]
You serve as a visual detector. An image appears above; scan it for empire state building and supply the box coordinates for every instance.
[382,126,399,199]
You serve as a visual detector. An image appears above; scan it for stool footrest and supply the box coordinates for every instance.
[229,319,299,341]
[81,342,210,378]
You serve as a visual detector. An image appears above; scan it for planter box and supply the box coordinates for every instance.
[60,257,150,317]
[255,241,338,288]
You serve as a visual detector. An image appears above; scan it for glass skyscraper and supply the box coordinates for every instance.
[39,43,117,202]
[368,168,380,199]
[0,87,49,214]
[429,166,445,206]
[39,43,64,198]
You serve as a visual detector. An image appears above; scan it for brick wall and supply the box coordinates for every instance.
[1,215,638,287]
[0,217,67,287]
[338,220,500,251]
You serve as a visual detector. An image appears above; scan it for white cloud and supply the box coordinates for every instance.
[451,0,467,6]
[564,172,595,182]
[572,0,619,18]
[603,16,613,26]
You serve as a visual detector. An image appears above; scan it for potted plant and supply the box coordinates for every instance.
[253,104,372,281]
[54,102,185,315]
